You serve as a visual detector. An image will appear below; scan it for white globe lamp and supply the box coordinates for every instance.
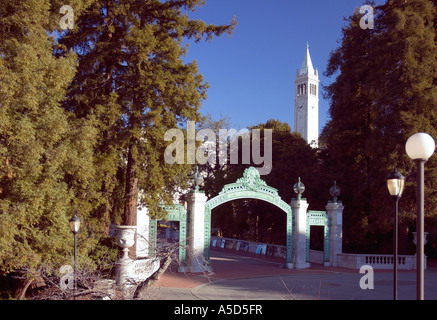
[406,133,435,161]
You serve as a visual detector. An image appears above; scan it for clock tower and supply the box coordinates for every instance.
[294,43,319,148]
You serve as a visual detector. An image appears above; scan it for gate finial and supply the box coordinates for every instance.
[293,177,305,200]
[329,181,341,202]
[192,166,204,192]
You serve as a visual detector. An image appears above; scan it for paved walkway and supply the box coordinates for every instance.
[143,248,437,300]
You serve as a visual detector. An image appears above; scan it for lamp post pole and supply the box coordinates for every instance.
[73,229,77,294]
[416,159,425,300]
[69,214,81,300]
[386,168,405,301]
[393,195,399,300]
[406,132,435,301]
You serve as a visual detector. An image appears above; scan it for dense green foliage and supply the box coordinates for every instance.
[0,0,100,276]
[2,0,437,299]
[58,0,235,226]
[0,0,234,297]
[322,0,437,254]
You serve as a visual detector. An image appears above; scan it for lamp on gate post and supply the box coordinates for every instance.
[386,168,405,300]
[69,213,81,299]
[406,133,436,300]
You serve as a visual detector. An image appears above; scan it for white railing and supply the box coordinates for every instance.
[210,236,425,270]
[337,253,425,270]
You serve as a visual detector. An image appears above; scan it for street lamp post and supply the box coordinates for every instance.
[69,214,81,299]
[406,133,436,300]
[386,168,405,300]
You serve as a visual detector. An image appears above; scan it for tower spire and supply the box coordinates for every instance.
[300,42,315,76]
[294,43,319,148]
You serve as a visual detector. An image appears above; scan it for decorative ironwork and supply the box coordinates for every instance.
[204,167,293,265]
[148,203,187,269]
[306,210,330,263]
[329,181,341,202]
[148,219,157,258]
[236,166,267,190]
[192,166,204,192]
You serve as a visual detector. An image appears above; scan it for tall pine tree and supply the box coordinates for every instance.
[372,0,437,254]
[323,0,437,254]
[59,0,236,229]
[322,5,381,252]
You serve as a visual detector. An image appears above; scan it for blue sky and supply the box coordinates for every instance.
[184,0,386,132]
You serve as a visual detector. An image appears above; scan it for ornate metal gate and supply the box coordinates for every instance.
[204,167,293,266]
[148,204,187,269]
[306,210,330,264]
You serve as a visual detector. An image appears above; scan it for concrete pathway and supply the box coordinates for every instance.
[145,248,437,300]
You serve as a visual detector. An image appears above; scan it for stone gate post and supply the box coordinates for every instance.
[136,206,150,259]
[290,198,310,269]
[186,190,208,273]
[326,200,344,267]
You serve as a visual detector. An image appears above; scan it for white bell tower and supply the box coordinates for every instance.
[294,43,319,148]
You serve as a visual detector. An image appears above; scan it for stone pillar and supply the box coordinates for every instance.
[187,191,208,273]
[326,201,344,267]
[290,198,310,269]
[135,206,150,259]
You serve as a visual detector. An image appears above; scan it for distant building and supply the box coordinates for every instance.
[294,43,319,148]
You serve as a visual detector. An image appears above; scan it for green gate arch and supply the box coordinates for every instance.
[204,167,293,267]
[148,204,187,271]
[307,211,330,264]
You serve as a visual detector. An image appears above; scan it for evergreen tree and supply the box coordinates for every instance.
[321,5,380,252]
[322,0,437,254]
[255,120,324,209]
[59,0,236,228]
[372,0,437,254]
[0,0,100,297]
